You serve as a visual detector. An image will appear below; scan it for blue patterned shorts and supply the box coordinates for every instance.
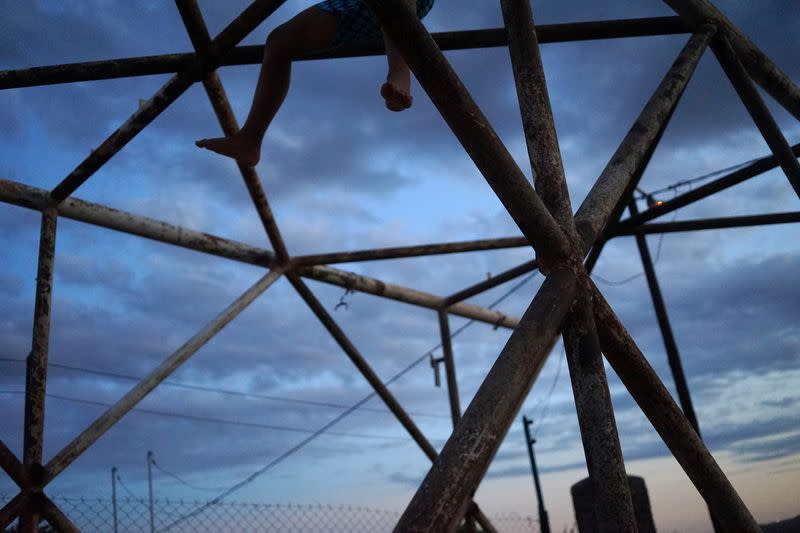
[316,0,435,47]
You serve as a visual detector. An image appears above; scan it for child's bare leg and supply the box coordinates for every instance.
[196,7,338,166]
[381,0,416,112]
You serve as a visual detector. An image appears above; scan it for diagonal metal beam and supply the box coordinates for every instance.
[0,18,692,90]
[575,26,716,253]
[40,496,80,533]
[49,0,289,203]
[628,198,721,532]
[618,143,800,229]
[444,260,538,306]
[297,264,518,328]
[0,492,27,530]
[42,269,284,485]
[395,268,578,532]
[592,282,760,532]
[663,0,800,121]
[0,441,26,488]
[712,35,800,198]
[362,0,571,272]
[287,274,496,532]
[0,179,518,329]
[176,0,290,263]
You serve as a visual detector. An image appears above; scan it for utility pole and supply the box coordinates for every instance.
[522,416,550,533]
[147,450,155,533]
[111,466,118,533]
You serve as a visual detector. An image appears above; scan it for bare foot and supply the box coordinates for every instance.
[195,133,260,167]
[381,81,412,112]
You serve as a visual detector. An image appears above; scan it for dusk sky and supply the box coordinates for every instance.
[1,1,799,532]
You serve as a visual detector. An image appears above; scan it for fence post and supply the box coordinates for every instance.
[111,467,118,533]
[147,451,155,533]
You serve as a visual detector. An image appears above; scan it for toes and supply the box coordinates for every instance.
[381,83,413,112]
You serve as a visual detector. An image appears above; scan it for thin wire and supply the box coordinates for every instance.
[0,357,447,420]
[531,349,564,433]
[0,390,413,442]
[632,157,757,200]
[594,190,679,286]
[151,458,230,492]
[160,270,540,531]
[116,473,144,501]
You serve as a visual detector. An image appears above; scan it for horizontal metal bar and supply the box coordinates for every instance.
[0,17,690,90]
[42,268,283,484]
[444,259,537,306]
[0,179,517,329]
[592,283,760,532]
[297,265,518,329]
[0,441,26,488]
[613,211,800,235]
[0,178,274,265]
[292,236,528,266]
[618,143,800,229]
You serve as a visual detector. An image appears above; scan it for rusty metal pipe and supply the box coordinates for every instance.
[444,260,537,306]
[0,179,517,329]
[0,441,26,488]
[40,496,80,533]
[0,493,27,530]
[711,35,800,198]
[0,18,691,90]
[592,283,760,532]
[613,212,800,235]
[42,269,283,484]
[292,236,528,266]
[574,26,716,253]
[437,310,462,427]
[663,0,800,121]
[22,209,58,471]
[298,265,517,329]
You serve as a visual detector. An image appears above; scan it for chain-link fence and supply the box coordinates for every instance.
[1,495,539,532]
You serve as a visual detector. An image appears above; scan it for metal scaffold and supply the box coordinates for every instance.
[1,0,798,531]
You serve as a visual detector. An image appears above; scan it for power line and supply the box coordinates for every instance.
[0,390,415,442]
[116,472,144,501]
[151,457,230,492]
[160,269,540,531]
[0,357,447,420]
[594,190,679,287]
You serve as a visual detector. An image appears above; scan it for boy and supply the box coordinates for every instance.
[196,0,435,167]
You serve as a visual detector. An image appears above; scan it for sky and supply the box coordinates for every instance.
[1,1,799,531]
